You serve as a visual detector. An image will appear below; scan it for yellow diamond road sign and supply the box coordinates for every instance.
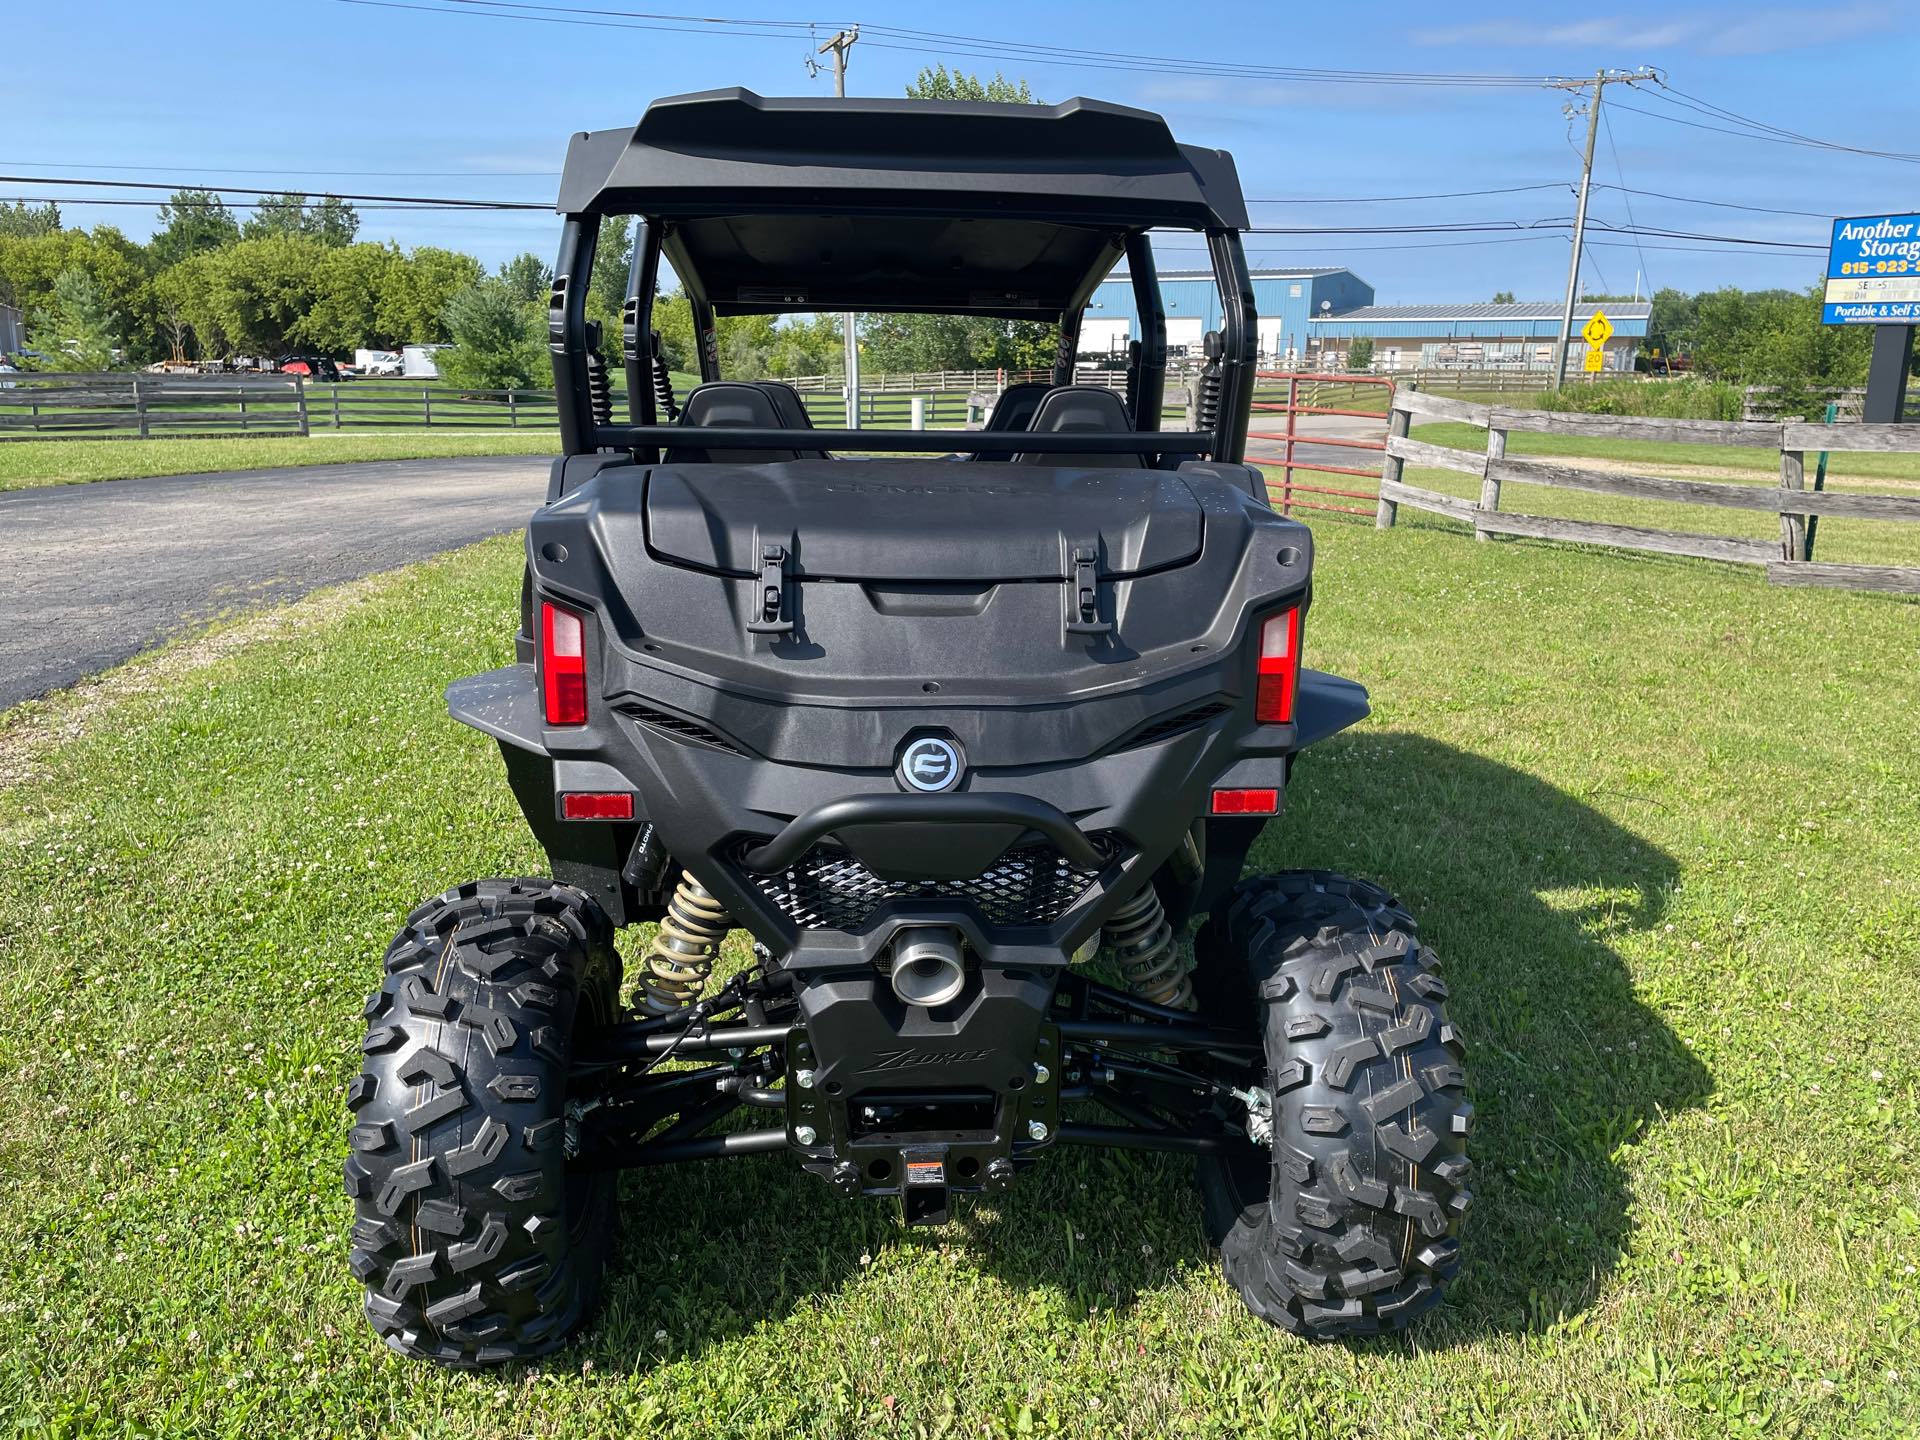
[1583,344,1605,373]
[1582,310,1614,346]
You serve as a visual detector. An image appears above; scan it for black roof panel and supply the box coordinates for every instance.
[557,89,1245,315]
[558,88,1246,231]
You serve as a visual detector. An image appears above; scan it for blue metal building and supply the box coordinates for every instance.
[1080,267,1373,364]
[1306,301,1651,372]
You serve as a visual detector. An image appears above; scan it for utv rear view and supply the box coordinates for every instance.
[345,89,1469,1368]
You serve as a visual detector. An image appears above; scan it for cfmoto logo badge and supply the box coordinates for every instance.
[897,735,963,793]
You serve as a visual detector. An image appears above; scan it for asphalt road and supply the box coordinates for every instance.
[0,455,551,710]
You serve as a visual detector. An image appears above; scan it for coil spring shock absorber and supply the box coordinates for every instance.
[1103,884,1193,1010]
[583,343,613,427]
[1193,330,1224,435]
[649,332,680,421]
[639,873,731,1014]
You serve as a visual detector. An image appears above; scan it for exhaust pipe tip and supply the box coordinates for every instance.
[890,928,966,1009]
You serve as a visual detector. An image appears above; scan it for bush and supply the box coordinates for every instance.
[1345,337,1374,372]
[436,279,546,391]
[1527,377,1743,421]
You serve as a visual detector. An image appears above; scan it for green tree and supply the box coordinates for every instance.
[1683,282,1879,414]
[181,234,327,356]
[436,278,547,390]
[1490,290,1515,304]
[499,252,551,304]
[375,246,484,345]
[906,65,1035,103]
[240,193,358,246]
[1345,336,1374,372]
[0,225,158,361]
[763,314,844,378]
[25,268,122,370]
[306,196,359,247]
[0,201,61,237]
[149,191,240,266]
[1646,286,1695,360]
[242,193,309,241]
[298,242,398,353]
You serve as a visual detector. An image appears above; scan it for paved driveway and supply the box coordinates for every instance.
[0,455,550,709]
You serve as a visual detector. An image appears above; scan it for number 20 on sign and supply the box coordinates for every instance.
[1583,344,1605,373]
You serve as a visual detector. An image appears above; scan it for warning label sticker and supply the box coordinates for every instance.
[904,1159,945,1186]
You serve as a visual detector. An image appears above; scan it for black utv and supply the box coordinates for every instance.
[346,89,1469,1368]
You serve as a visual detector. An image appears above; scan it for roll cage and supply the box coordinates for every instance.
[544,88,1259,466]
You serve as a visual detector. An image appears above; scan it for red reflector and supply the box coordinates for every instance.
[1211,787,1280,816]
[561,792,634,821]
[1255,606,1300,725]
[541,601,588,726]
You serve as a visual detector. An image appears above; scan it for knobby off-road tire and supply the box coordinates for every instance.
[1195,871,1471,1338]
[345,878,622,1367]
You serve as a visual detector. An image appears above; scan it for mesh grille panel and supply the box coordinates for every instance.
[740,839,1105,931]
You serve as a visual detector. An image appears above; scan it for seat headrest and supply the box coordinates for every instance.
[1012,385,1143,468]
[666,382,799,464]
[972,381,1053,462]
[753,381,828,459]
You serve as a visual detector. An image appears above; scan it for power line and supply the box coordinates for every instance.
[328,0,1553,86]
[1247,183,1566,204]
[1645,82,1920,162]
[1613,93,1920,165]
[1246,219,1566,234]
[1591,184,1839,220]
[0,173,545,208]
[0,195,549,212]
[9,173,1823,252]
[1599,109,1650,297]
[1155,234,1564,257]
[0,159,559,179]
[328,0,829,42]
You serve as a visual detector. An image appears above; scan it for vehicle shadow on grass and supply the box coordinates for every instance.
[579,731,1711,1364]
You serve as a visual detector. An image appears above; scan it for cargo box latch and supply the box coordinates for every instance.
[1065,544,1113,637]
[747,543,795,636]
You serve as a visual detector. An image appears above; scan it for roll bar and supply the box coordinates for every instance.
[555,213,1258,467]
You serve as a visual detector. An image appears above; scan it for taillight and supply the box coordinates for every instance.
[1254,606,1301,725]
[540,600,587,725]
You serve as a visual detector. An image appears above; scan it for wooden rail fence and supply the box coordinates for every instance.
[0,373,309,440]
[1376,389,1920,594]
[0,372,1001,439]
[1740,383,1912,423]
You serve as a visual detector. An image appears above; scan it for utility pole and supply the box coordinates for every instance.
[1548,68,1657,388]
[819,26,862,427]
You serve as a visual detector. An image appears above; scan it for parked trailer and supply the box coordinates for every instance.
[401,344,445,379]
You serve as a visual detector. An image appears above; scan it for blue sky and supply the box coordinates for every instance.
[8,1,1915,303]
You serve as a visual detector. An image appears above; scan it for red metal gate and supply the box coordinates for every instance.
[1247,371,1394,516]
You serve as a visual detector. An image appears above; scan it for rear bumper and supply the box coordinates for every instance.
[447,661,1367,943]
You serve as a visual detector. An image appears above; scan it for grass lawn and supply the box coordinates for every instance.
[0,431,561,492]
[1,528,1918,1437]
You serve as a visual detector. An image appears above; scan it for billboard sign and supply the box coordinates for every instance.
[1823,213,1920,325]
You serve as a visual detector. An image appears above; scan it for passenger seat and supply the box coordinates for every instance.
[664,381,825,464]
[971,381,1052,461]
[1011,386,1144,468]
